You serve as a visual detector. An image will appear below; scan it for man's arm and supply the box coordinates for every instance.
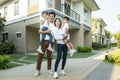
[38,29,51,34]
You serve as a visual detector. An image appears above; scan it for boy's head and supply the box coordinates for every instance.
[42,11,49,18]
[63,16,69,23]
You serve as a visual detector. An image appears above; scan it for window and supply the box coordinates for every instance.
[16,32,21,39]
[2,32,8,42]
[14,1,19,16]
[64,2,70,16]
[48,0,53,4]
[100,25,102,33]
[4,7,7,16]
[84,8,90,24]
[28,0,39,7]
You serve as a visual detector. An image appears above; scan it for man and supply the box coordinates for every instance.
[35,11,56,76]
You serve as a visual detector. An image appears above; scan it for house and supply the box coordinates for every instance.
[0,0,100,53]
[92,18,107,45]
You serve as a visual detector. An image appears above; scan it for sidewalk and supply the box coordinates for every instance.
[0,48,120,80]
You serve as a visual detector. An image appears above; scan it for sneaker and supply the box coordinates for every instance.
[34,70,40,76]
[37,48,43,54]
[48,69,53,75]
[53,72,58,79]
[60,70,66,76]
[47,47,54,52]
[70,49,76,56]
[72,49,76,53]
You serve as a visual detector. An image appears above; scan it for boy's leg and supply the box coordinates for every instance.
[47,33,54,51]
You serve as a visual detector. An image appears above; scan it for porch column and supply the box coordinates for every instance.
[70,24,84,49]
[84,31,92,47]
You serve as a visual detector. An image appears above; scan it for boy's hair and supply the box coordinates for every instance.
[42,11,49,16]
[49,11,56,17]
[63,16,69,21]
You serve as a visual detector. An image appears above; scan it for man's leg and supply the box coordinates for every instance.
[35,40,48,76]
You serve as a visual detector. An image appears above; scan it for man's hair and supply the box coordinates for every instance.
[63,16,69,21]
[49,11,56,17]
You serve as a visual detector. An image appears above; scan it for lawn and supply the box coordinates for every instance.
[8,52,95,68]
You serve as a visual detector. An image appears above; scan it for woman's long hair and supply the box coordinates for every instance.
[54,18,62,28]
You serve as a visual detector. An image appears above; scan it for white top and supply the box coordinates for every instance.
[61,23,69,34]
[52,27,65,44]
[40,16,48,27]
[40,22,55,42]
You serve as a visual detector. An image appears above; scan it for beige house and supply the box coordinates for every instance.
[0,0,100,53]
[92,18,107,44]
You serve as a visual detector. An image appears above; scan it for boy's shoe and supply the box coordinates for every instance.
[70,49,76,56]
[34,70,40,77]
[47,47,54,52]
[37,48,43,54]
[48,69,53,75]
[60,70,66,76]
[53,72,59,79]
[72,49,76,53]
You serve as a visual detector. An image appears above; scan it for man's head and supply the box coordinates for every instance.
[63,16,69,23]
[48,11,56,22]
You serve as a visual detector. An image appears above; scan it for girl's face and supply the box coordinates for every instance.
[55,19,61,28]
[43,13,47,18]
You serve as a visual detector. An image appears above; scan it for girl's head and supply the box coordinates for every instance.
[54,18,62,28]
[42,11,48,18]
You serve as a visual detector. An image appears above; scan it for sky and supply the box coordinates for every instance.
[92,0,120,34]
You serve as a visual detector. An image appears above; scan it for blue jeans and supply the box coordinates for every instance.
[40,26,53,45]
[54,44,68,71]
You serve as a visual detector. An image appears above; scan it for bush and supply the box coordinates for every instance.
[0,42,15,55]
[77,46,92,52]
[92,42,105,50]
[0,55,12,70]
[107,49,120,63]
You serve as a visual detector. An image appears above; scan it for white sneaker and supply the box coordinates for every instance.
[34,70,40,76]
[70,49,76,56]
[72,49,76,53]
[48,69,53,75]
[37,48,43,54]
[60,70,66,76]
[53,72,58,79]
[47,47,54,52]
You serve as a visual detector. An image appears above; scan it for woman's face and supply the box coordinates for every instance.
[55,19,61,28]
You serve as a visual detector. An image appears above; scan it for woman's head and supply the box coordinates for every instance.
[54,18,62,28]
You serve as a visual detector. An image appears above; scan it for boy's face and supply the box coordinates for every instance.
[63,19,68,23]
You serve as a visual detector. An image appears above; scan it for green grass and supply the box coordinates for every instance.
[7,52,95,68]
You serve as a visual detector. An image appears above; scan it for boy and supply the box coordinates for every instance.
[37,11,53,54]
[62,16,76,56]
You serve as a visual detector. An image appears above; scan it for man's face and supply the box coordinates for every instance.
[49,14,55,22]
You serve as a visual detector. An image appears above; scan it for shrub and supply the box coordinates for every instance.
[0,42,15,55]
[107,49,120,63]
[92,42,105,50]
[77,46,92,53]
[0,55,12,70]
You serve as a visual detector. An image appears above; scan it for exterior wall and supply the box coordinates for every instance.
[3,21,26,52]
[28,4,39,15]
[0,0,28,21]
[26,27,39,53]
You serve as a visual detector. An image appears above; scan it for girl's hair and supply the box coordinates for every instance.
[42,11,48,16]
[54,18,62,28]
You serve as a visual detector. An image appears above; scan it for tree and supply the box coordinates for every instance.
[114,32,120,48]
[105,30,111,39]
[0,13,6,31]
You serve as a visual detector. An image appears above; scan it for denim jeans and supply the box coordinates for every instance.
[40,26,53,45]
[54,44,68,71]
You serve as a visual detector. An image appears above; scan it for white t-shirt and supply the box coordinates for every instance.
[40,22,55,42]
[52,27,64,44]
[40,16,48,27]
[62,23,69,34]
[62,23,70,40]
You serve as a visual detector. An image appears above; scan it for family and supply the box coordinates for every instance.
[35,11,76,79]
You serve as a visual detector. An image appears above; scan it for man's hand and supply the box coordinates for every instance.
[38,29,51,34]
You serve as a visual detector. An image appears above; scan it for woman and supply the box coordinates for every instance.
[52,18,68,79]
